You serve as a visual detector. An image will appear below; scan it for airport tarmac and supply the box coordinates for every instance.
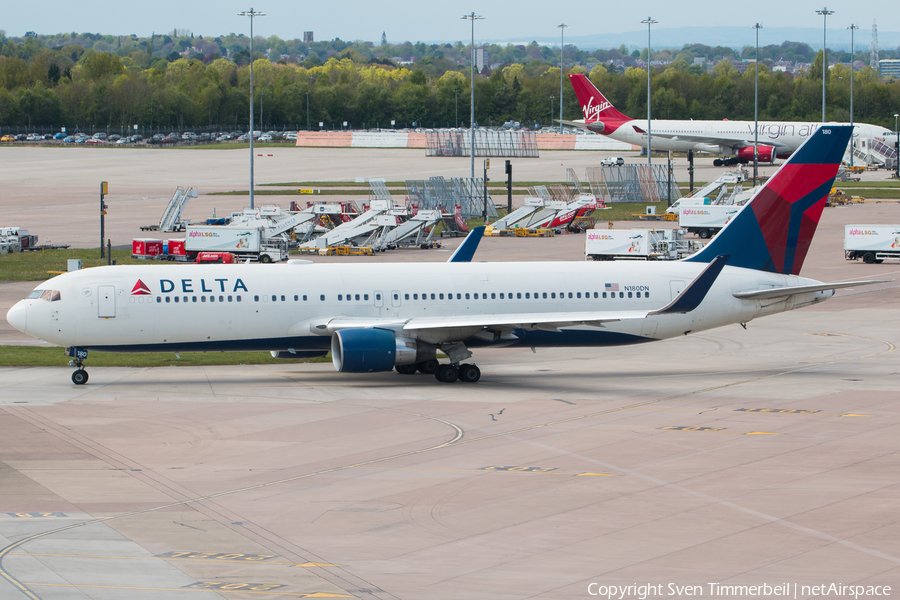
[2,146,900,599]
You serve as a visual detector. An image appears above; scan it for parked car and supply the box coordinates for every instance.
[131,135,143,142]
[258,134,273,142]
[42,133,53,140]
[0,135,14,142]
[53,132,67,139]
[63,136,76,143]
[108,134,121,141]
[92,132,107,140]
[600,156,625,167]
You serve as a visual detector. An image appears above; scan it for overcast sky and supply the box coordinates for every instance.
[3,0,896,45]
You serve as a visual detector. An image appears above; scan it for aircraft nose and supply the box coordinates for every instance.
[6,301,27,333]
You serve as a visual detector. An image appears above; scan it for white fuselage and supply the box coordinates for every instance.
[8,260,831,354]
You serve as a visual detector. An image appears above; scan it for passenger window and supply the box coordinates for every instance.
[228,296,233,302]
[439,293,444,300]
[156,297,161,303]
[594,292,598,298]
[393,293,398,300]
[303,295,307,301]
[193,296,197,302]
[430,293,435,300]
[210,296,215,303]
[165,296,171,303]
[525,293,530,299]
[405,293,409,300]
[577,292,582,298]
[280,295,284,301]
[602,292,607,298]
[551,292,556,299]
[517,293,521,299]
[542,292,547,299]
[320,295,325,301]
[491,293,495,299]
[294,295,298,301]
[271,295,276,302]
[568,292,573,299]
[636,292,641,298]
[619,292,624,298]
[254,295,260,302]
[628,292,633,298]
[338,294,343,301]
[413,294,418,300]
[499,293,504,299]
[376,293,381,301]
[456,293,461,299]
[465,293,470,299]
[237,296,242,302]
[356,294,360,301]
[202,296,207,302]
[183,296,188,303]
[174,296,179,303]
[364,294,368,300]
[646,292,649,298]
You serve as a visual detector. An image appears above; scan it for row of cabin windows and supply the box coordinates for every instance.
[244,290,648,302]
[152,295,242,303]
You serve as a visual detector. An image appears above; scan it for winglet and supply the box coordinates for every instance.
[649,255,730,315]
[447,226,485,263]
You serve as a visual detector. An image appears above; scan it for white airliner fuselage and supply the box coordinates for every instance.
[7,260,828,354]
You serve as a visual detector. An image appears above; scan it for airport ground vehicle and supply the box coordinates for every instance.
[844,225,900,263]
[9,126,885,386]
[584,228,700,261]
[599,157,624,167]
[679,205,743,239]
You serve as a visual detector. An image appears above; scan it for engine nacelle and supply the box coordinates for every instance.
[331,328,417,373]
[736,145,776,163]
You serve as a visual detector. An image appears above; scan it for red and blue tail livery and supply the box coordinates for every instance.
[686,125,852,275]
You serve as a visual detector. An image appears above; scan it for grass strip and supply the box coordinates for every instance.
[0,346,329,367]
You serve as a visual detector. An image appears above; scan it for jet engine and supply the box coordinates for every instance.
[714,145,777,167]
[330,328,418,373]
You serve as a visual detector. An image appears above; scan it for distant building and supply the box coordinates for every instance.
[303,31,314,43]
[475,48,486,71]
[880,59,900,78]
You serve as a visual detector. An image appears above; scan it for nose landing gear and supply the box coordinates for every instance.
[67,347,89,385]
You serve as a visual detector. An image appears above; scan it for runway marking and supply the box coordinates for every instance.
[4,513,67,519]
[159,551,276,562]
[23,582,349,596]
[187,581,285,592]
[480,465,557,473]
[735,408,820,414]
[9,550,295,566]
[293,563,341,568]
[547,425,779,435]
[658,426,726,432]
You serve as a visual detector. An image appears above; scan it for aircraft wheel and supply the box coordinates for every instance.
[863,252,876,264]
[72,369,88,385]
[416,359,439,374]
[395,364,418,375]
[435,364,459,383]
[458,364,481,383]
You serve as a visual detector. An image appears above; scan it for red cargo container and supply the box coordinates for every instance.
[167,239,186,256]
[133,238,163,256]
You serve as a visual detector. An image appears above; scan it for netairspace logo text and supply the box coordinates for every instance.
[586,582,892,599]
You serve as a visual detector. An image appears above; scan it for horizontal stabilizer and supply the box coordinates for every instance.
[733,280,888,300]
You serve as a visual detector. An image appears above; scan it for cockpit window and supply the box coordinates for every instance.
[27,290,61,301]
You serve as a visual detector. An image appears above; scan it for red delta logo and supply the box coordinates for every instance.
[131,279,152,295]
[582,96,611,122]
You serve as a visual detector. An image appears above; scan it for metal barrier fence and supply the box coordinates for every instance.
[405,177,499,218]
[585,164,680,203]
[425,130,539,158]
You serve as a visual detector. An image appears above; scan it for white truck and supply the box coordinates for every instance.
[585,228,701,261]
[844,224,900,264]
[678,205,743,239]
[184,225,288,263]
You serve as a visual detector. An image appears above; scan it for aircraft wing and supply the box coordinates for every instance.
[637,129,790,153]
[733,280,888,300]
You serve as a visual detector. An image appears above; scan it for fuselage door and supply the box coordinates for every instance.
[391,290,401,308]
[374,290,384,308]
[98,285,116,318]
[669,280,686,301]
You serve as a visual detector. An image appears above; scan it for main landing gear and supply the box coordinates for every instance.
[67,347,89,385]
[394,343,481,383]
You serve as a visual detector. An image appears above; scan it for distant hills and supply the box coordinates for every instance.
[491,26,900,53]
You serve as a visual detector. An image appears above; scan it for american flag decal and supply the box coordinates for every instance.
[605,283,619,292]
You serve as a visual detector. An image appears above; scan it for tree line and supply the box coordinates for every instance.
[0,35,898,133]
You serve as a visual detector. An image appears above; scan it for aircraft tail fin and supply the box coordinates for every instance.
[447,226,484,263]
[685,125,852,275]
[568,74,631,123]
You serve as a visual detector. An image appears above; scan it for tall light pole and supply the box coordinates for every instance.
[641,17,657,167]
[260,92,264,131]
[461,12,484,180]
[557,24,568,135]
[454,89,459,128]
[239,7,265,209]
[816,7,834,123]
[753,23,762,186]
[550,96,555,128]
[306,92,309,130]
[847,23,858,167]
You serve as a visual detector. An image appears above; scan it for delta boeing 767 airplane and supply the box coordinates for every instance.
[7,126,878,385]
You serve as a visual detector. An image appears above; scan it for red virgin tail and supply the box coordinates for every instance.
[568,74,631,123]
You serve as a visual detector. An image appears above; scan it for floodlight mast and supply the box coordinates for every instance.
[753,23,763,186]
[461,12,484,180]
[847,23,858,167]
[641,17,657,167]
[816,7,834,123]
[239,7,266,209]
[557,24,568,135]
